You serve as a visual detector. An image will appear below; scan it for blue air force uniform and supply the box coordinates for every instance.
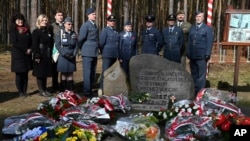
[119,29,138,77]
[55,30,78,73]
[78,8,99,96]
[162,26,184,63]
[187,22,213,95]
[141,15,163,55]
[99,15,119,90]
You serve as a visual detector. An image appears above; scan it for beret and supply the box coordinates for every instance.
[64,17,73,23]
[107,15,116,21]
[145,15,155,22]
[86,8,95,15]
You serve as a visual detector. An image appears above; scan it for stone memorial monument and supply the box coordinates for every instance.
[129,54,195,111]
[103,60,129,96]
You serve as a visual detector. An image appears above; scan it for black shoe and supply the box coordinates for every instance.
[19,92,25,97]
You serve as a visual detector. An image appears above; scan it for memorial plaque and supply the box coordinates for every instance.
[103,60,129,96]
[129,54,195,111]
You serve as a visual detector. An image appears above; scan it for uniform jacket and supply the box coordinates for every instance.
[99,26,119,58]
[32,27,54,77]
[162,26,184,62]
[187,23,213,60]
[9,25,32,72]
[55,29,78,72]
[141,27,163,55]
[78,20,99,57]
[119,31,138,60]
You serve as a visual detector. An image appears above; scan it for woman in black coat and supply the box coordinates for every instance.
[32,14,54,97]
[9,13,32,97]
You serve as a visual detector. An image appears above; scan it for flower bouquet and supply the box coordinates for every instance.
[153,100,202,123]
[37,90,86,121]
[113,113,160,141]
[35,120,104,141]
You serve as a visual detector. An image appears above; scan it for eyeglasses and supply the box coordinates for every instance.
[109,20,116,22]
[67,23,73,26]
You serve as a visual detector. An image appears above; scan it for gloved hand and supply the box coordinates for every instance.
[205,55,210,62]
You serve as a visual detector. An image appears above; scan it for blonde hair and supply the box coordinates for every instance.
[36,14,48,29]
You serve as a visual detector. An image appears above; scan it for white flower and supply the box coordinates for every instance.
[158,111,162,115]
[195,110,200,115]
[181,108,186,112]
[163,112,167,119]
[184,104,189,108]
[187,108,192,113]
[193,105,198,109]
[175,107,179,112]
[170,112,173,116]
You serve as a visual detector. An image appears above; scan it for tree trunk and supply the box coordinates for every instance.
[123,0,129,24]
[20,0,27,18]
[74,0,78,33]
[82,0,86,23]
[30,0,38,32]
[169,0,174,14]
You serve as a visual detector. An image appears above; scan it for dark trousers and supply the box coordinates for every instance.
[82,57,97,95]
[120,59,130,78]
[15,72,28,93]
[51,61,59,90]
[99,57,117,89]
[189,59,207,95]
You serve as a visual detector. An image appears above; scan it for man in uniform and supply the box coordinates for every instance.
[78,8,99,97]
[162,14,184,63]
[176,10,191,68]
[141,15,163,55]
[187,11,213,95]
[98,15,119,96]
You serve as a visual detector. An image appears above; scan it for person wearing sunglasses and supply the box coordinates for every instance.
[55,17,78,91]
[98,14,120,96]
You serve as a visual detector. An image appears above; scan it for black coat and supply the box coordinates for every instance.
[32,27,54,77]
[9,25,32,73]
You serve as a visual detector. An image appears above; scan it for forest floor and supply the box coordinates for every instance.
[1,50,250,140]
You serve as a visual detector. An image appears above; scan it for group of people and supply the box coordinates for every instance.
[10,8,213,98]
[10,10,77,97]
[142,10,213,95]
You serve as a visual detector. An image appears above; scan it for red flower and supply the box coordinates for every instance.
[221,120,231,131]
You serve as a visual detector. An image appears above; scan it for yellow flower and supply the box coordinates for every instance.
[89,136,97,141]
[39,132,48,141]
[56,127,68,135]
[73,129,86,139]
[66,136,78,141]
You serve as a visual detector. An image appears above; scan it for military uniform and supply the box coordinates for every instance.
[187,13,213,95]
[78,8,99,96]
[162,14,184,63]
[99,15,120,91]
[141,15,163,55]
[119,21,138,77]
[176,10,192,68]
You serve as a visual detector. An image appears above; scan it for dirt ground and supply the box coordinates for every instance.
[1,51,250,140]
